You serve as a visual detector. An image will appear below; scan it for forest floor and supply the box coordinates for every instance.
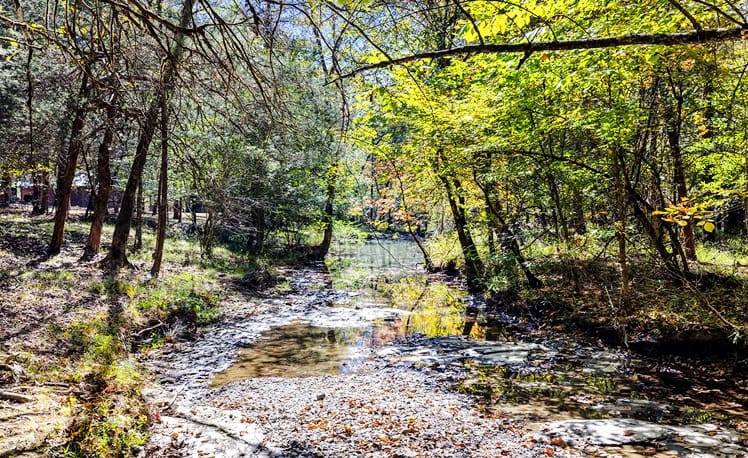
[1,209,748,457]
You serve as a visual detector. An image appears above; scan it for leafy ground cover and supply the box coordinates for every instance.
[0,210,238,457]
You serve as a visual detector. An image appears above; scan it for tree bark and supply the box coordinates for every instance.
[339,27,748,79]
[173,199,182,221]
[49,71,90,256]
[107,104,158,270]
[613,148,630,301]
[151,93,169,278]
[134,174,144,251]
[316,159,337,259]
[435,151,484,292]
[82,97,116,260]
[441,176,484,293]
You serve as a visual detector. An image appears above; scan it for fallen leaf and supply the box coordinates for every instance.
[550,437,567,447]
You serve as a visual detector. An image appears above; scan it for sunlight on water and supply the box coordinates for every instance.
[212,239,471,382]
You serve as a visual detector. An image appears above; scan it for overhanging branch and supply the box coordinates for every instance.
[337,27,748,79]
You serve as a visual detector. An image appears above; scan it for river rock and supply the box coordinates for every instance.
[541,418,748,456]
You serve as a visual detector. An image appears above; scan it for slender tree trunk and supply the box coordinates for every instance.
[108,106,158,269]
[744,155,748,233]
[441,177,483,293]
[316,158,337,258]
[39,173,49,214]
[134,176,144,251]
[546,171,570,243]
[435,151,483,292]
[390,157,433,271]
[151,93,169,278]
[613,148,629,301]
[663,79,697,261]
[200,208,214,257]
[49,72,90,255]
[82,97,116,260]
[105,0,194,272]
[473,165,541,289]
[572,187,587,234]
[173,199,182,221]
[250,207,265,254]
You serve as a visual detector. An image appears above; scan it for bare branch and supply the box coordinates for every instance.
[667,0,702,31]
[337,27,748,79]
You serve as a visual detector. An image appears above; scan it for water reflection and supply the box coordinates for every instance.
[211,322,370,384]
[214,240,473,383]
[212,239,748,432]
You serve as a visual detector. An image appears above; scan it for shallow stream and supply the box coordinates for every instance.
[215,240,748,431]
[148,239,748,456]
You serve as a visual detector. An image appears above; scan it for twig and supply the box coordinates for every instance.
[604,286,628,349]
[164,385,186,411]
[132,321,166,338]
[685,279,741,332]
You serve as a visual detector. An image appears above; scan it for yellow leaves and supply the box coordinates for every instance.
[653,198,715,232]
[362,52,386,64]
[490,16,508,36]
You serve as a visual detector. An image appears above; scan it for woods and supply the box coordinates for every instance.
[2,0,746,277]
[2,0,748,456]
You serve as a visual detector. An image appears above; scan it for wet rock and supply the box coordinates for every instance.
[541,419,748,456]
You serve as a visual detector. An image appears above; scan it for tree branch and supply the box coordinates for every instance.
[337,27,747,79]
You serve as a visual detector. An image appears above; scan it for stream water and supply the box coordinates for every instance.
[188,239,748,455]
[214,240,748,426]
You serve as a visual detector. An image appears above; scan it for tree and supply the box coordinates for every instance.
[106,0,195,272]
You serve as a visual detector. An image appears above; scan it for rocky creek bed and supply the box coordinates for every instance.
[138,262,748,457]
[140,266,559,457]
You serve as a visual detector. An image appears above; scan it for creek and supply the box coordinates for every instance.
[145,239,748,457]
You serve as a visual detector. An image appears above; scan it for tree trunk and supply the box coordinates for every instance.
[571,187,587,234]
[613,148,629,301]
[173,199,182,221]
[442,177,483,293]
[390,157,433,271]
[134,175,144,251]
[546,171,570,243]
[316,159,337,259]
[249,207,265,255]
[49,72,90,256]
[472,163,541,289]
[105,0,194,272]
[663,80,697,261]
[200,209,215,257]
[435,151,484,292]
[39,173,49,215]
[107,105,158,270]
[151,93,169,278]
[82,97,116,260]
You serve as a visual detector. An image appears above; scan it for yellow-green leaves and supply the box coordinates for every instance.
[653,198,715,232]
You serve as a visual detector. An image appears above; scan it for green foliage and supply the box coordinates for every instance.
[135,276,220,325]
